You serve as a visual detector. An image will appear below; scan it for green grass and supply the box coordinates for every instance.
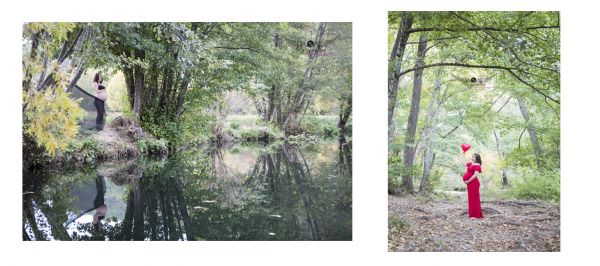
[389,215,409,231]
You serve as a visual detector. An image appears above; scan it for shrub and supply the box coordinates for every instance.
[240,127,274,142]
[299,116,339,137]
[388,215,409,231]
[137,138,168,157]
[388,154,403,193]
[512,169,560,203]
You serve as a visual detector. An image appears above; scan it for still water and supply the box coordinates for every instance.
[22,139,352,241]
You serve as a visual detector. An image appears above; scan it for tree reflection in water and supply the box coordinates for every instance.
[22,141,352,241]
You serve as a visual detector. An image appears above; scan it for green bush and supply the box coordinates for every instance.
[388,154,403,193]
[137,138,168,157]
[300,116,339,137]
[512,169,560,203]
[60,136,99,165]
[239,127,275,142]
[230,122,240,130]
[388,215,409,231]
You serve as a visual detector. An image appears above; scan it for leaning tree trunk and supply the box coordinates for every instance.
[494,131,509,187]
[517,94,543,169]
[66,24,93,92]
[401,34,427,193]
[388,12,414,145]
[420,67,443,193]
[37,27,85,92]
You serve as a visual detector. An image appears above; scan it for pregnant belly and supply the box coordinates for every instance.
[462,172,471,181]
[97,91,108,101]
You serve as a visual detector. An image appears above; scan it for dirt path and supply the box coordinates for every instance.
[388,195,560,252]
[96,126,122,144]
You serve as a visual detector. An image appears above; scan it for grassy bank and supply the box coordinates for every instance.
[220,114,344,144]
[44,116,168,169]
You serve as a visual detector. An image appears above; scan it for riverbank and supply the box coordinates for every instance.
[46,116,168,169]
[208,114,344,146]
[388,194,560,251]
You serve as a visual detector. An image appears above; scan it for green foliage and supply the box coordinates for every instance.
[140,111,180,149]
[388,154,403,192]
[137,138,168,156]
[299,115,339,137]
[389,215,409,231]
[54,136,100,166]
[388,12,560,198]
[511,169,560,203]
[239,127,280,142]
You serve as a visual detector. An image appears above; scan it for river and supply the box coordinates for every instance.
[22,138,352,241]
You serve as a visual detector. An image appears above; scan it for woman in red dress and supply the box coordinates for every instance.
[463,153,483,219]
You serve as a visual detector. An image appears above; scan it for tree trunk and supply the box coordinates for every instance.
[517,94,543,168]
[420,67,443,193]
[282,23,326,133]
[38,27,84,92]
[23,31,41,92]
[265,85,277,121]
[124,66,135,109]
[388,12,414,145]
[401,34,427,193]
[176,70,191,119]
[133,48,145,119]
[494,131,509,187]
[120,190,134,240]
[133,181,144,241]
[338,93,352,135]
[264,33,282,123]
[158,68,169,112]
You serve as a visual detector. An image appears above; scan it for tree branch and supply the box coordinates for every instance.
[408,25,559,34]
[396,62,559,104]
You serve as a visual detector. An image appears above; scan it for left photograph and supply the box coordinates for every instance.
[22,22,352,241]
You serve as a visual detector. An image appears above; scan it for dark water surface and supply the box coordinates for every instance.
[22,139,352,241]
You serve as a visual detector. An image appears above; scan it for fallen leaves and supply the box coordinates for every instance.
[388,195,560,252]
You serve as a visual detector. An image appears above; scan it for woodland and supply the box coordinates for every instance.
[387,11,560,251]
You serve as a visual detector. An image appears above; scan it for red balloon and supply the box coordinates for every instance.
[461,143,471,153]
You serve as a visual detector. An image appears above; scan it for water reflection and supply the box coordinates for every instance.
[22,140,352,241]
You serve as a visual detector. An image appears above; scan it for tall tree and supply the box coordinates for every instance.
[401,35,428,193]
[419,67,443,193]
[517,94,543,169]
[388,13,414,144]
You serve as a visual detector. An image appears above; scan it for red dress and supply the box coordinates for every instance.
[463,162,483,218]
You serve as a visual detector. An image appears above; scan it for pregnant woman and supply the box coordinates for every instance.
[463,153,483,219]
[92,72,108,131]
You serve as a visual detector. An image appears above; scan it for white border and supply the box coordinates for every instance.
[2,0,600,265]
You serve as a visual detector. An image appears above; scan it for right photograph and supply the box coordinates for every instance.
[388,11,560,251]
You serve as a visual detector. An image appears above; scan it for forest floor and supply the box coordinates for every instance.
[388,194,560,252]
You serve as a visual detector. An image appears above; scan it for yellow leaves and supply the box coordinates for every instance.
[24,86,85,156]
[24,22,76,42]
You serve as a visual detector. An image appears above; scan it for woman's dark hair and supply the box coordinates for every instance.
[473,153,482,165]
[93,72,102,83]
